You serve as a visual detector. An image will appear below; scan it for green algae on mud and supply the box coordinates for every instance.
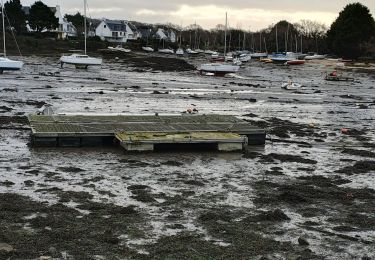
[0,193,318,259]
[0,193,143,259]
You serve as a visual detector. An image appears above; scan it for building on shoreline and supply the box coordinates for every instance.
[54,6,78,39]
[154,28,176,43]
[95,19,141,43]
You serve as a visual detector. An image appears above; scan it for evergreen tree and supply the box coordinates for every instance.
[65,12,85,35]
[327,2,375,58]
[28,1,58,33]
[4,0,26,34]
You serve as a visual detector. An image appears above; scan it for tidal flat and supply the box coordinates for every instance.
[0,53,374,259]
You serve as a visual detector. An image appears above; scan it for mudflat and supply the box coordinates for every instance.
[0,53,374,259]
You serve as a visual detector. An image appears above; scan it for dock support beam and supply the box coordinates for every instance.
[218,142,244,152]
[121,143,154,152]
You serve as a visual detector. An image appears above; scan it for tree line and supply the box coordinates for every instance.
[1,0,58,34]
[1,1,375,59]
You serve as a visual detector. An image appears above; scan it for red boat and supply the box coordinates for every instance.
[286,60,305,65]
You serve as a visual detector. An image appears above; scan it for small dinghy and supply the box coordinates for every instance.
[282,81,302,90]
[325,70,354,82]
[176,48,184,56]
[142,46,154,52]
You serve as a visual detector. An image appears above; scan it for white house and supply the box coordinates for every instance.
[155,28,176,43]
[95,19,137,43]
[126,22,142,40]
[54,5,77,39]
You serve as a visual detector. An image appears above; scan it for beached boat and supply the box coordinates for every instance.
[204,50,216,55]
[270,52,297,62]
[0,0,23,73]
[211,52,220,58]
[0,57,23,73]
[176,48,184,56]
[239,53,251,62]
[60,0,102,68]
[282,82,302,90]
[233,58,242,66]
[305,54,326,60]
[199,63,240,75]
[186,48,198,55]
[286,60,305,65]
[60,54,102,68]
[142,46,154,52]
[158,49,175,54]
[250,52,268,59]
[199,13,240,76]
[108,46,131,53]
[225,53,234,62]
[194,49,205,54]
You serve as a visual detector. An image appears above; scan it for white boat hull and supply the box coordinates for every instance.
[282,82,302,90]
[271,56,296,62]
[142,47,154,52]
[176,49,184,56]
[186,49,198,55]
[250,53,268,59]
[158,49,175,54]
[0,58,23,71]
[239,54,251,62]
[305,55,327,60]
[60,54,102,67]
[199,63,240,75]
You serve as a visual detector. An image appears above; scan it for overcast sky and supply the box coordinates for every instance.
[20,0,375,30]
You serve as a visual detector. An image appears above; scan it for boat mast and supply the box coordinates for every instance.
[286,23,289,52]
[224,12,227,57]
[194,21,197,50]
[284,32,287,53]
[238,33,240,51]
[264,37,267,53]
[242,31,246,50]
[2,0,6,57]
[84,0,87,55]
[179,21,182,48]
[275,24,278,53]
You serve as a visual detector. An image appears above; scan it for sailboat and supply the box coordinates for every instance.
[142,28,154,52]
[60,0,102,69]
[176,23,184,56]
[199,13,239,76]
[0,0,23,73]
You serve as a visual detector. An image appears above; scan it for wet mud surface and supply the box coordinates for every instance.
[0,54,374,259]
